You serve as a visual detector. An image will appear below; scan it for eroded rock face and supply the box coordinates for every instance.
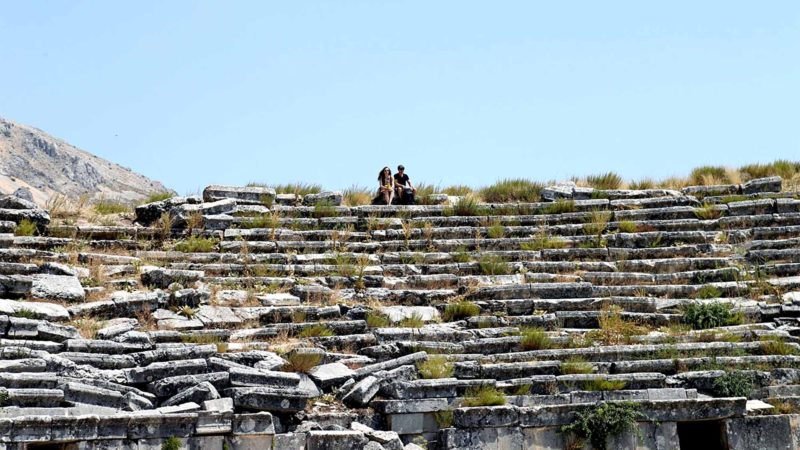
[0,117,173,204]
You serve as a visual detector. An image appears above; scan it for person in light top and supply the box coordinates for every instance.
[376,166,395,205]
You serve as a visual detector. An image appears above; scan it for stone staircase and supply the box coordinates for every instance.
[0,177,798,449]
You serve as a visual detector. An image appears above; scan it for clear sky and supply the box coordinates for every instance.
[1,1,798,195]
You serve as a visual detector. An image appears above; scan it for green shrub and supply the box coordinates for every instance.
[519,327,552,350]
[398,312,425,328]
[628,178,655,190]
[689,166,730,185]
[543,199,576,214]
[586,172,623,190]
[13,219,37,236]
[681,302,743,330]
[162,437,182,450]
[760,336,799,356]
[442,301,480,322]
[561,357,593,375]
[560,402,646,450]
[486,222,505,239]
[12,309,37,319]
[583,378,627,391]
[509,384,532,396]
[434,409,455,428]
[175,305,197,319]
[584,210,612,236]
[478,179,545,203]
[712,371,754,397]
[452,247,473,263]
[239,213,281,229]
[282,352,323,373]
[366,312,390,328]
[442,185,474,196]
[462,385,507,407]
[695,285,722,299]
[478,255,511,275]
[94,199,130,215]
[445,196,480,216]
[313,201,338,218]
[173,236,218,253]
[616,221,637,233]
[694,204,722,220]
[417,355,454,379]
[520,230,567,251]
[298,324,335,338]
[739,160,800,181]
[142,192,173,204]
[268,182,322,196]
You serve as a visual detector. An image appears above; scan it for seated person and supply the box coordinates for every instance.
[393,164,416,205]
[372,166,395,205]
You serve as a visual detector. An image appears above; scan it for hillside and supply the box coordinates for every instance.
[0,116,171,205]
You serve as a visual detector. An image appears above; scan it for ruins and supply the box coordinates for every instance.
[0,175,798,449]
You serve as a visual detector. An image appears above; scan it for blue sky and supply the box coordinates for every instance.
[1,1,798,195]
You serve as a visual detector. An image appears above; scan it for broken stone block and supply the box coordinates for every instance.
[308,362,355,389]
[203,185,276,205]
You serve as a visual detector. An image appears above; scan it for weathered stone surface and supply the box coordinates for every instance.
[227,387,312,412]
[29,274,84,302]
[308,362,355,389]
[204,185,276,204]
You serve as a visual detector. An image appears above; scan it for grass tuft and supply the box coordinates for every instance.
[282,352,323,373]
[13,219,37,236]
[544,199,576,214]
[417,355,454,379]
[442,301,481,322]
[478,179,545,203]
[298,324,335,338]
[519,327,552,350]
[689,166,731,185]
[586,172,623,190]
[94,198,131,215]
[561,357,593,375]
[478,255,511,275]
[462,385,507,407]
[398,312,425,328]
[173,236,218,253]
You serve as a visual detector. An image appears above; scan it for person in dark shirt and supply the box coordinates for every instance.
[393,165,416,204]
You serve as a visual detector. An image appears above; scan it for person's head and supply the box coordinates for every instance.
[378,166,392,181]
[397,164,405,174]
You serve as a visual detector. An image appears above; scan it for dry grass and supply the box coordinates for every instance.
[588,305,649,345]
[343,185,372,206]
[282,351,323,373]
[71,317,104,339]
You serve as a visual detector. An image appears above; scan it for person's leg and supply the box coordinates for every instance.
[388,190,395,205]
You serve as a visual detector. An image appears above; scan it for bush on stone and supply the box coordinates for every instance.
[712,371,754,398]
[681,302,743,330]
[560,402,646,450]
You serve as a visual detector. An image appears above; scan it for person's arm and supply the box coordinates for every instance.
[407,177,415,191]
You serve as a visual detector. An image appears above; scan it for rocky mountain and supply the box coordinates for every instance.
[0,116,172,205]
